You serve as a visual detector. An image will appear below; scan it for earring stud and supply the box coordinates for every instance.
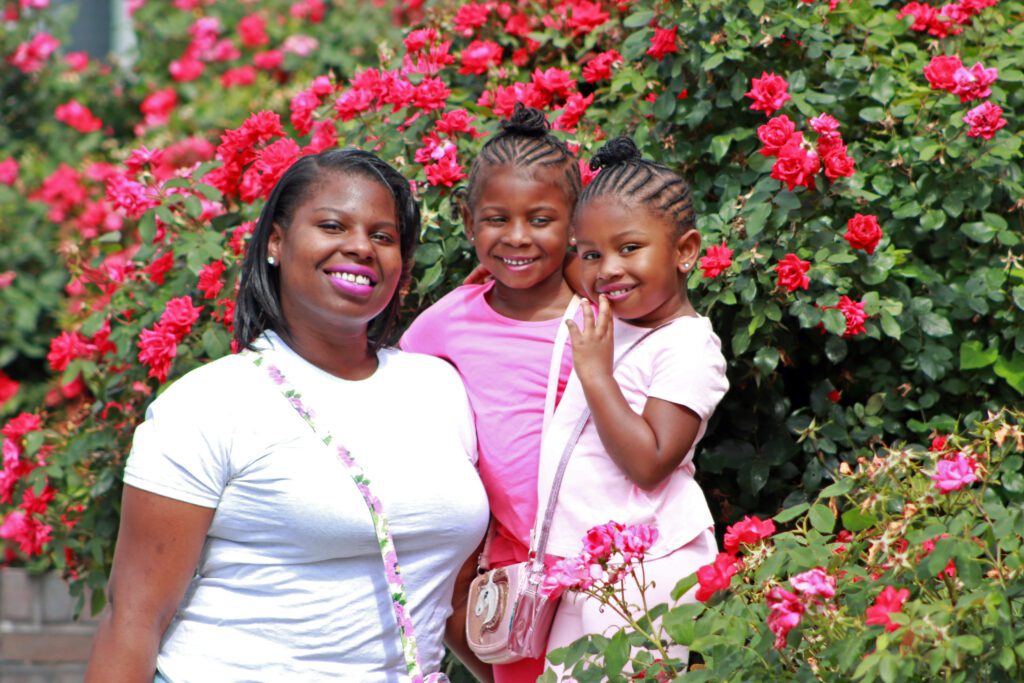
[267,256,276,266]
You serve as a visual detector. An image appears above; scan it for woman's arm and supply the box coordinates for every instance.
[566,296,702,491]
[85,485,215,683]
[444,542,494,683]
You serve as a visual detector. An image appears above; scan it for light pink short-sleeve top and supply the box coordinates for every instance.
[537,315,728,559]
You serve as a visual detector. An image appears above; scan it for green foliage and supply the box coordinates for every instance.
[549,410,1024,681]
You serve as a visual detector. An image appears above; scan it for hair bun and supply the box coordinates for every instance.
[499,102,550,137]
[589,136,642,171]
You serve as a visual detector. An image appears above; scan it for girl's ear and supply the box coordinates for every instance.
[461,204,476,243]
[267,222,284,263]
[675,229,702,275]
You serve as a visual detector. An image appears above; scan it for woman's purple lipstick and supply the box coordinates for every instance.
[325,264,376,297]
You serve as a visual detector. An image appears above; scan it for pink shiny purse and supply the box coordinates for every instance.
[465,297,580,664]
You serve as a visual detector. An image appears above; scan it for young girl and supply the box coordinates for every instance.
[540,136,729,673]
[401,104,582,683]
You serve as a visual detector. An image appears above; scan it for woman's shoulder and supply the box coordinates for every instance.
[150,353,261,411]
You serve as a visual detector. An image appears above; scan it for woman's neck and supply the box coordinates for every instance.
[274,324,378,380]
[487,270,574,321]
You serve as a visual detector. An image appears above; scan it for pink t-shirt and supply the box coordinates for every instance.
[400,282,574,565]
[537,315,728,559]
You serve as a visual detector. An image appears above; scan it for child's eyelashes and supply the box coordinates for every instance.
[620,243,641,254]
[319,221,343,231]
[580,250,600,261]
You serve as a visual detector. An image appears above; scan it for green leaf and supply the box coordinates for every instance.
[994,353,1024,394]
[600,630,628,677]
[623,10,654,27]
[1013,285,1024,312]
[880,311,902,340]
[663,603,703,646]
[959,341,998,370]
[859,107,885,122]
[842,508,877,532]
[671,574,698,601]
[710,134,732,162]
[920,210,946,231]
[774,502,810,523]
[744,202,771,237]
[961,221,997,243]
[819,477,855,498]
[747,0,764,15]
[808,504,836,533]
[822,309,847,336]
[919,312,952,337]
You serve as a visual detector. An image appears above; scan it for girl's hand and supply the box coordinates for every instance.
[462,263,492,285]
[566,295,614,381]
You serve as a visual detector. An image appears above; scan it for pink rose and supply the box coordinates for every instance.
[844,213,883,254]
[54,100,103,133]
[618,523,659,559]
[647,26,679,61]
[137,326,178,383]
[541,555,595,597]
[963,101,1007,140]
[865,586,909,632]
[757,115,797,157]
[775,254,811,293]
[458,39,503,75]
[930,451,979,493]
[771,137,820,191]
[809,113,841,134]
[766,587,804,649]
[159,297,203,340]
[833,295,868,337]
[745,72,791,116]
[723,515,777,553]
[582,50,623,83]
[695,552,740,602]
[789,567,836,600]
[0,157,18,186]
[823,146,855,181]
[700,242,734,278]
[951,62,998,103]
[923,54,963,91]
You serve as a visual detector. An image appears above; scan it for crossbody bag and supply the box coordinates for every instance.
[250,350,447,683]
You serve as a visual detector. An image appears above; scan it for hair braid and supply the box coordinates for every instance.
[579,136,695,235]
[461,103,581,210]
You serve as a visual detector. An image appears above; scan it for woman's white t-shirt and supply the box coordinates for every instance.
[123,331,490,682]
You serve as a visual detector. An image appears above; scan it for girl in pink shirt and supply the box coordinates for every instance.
[541,136,728,674]
[401,104,581,683]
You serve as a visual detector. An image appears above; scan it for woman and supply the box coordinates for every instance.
[85,149,491,682]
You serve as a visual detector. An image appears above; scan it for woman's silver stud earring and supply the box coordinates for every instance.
[267,256,276,266]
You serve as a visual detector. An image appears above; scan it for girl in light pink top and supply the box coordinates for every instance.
[541,136,728,672]
[401,103,582,683]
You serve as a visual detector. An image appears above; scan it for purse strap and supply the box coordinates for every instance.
[248,349,442,683]
[541,295,581,439]
[529,317,676,572]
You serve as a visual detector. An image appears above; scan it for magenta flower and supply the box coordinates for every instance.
[963,102,1007,141]
[789,567,836,600]
[930,451,979,493]
[766,587,804,649]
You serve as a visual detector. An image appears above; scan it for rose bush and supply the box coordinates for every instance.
[0,0,1019,665]
[544,409,1024,682]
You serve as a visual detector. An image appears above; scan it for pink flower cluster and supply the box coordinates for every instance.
[6,32,59,74]
[0,414,54,558]
[899,0,998,39]
[767,567,837,648]
[541,521,659,598]
[699,242,734,279]
[821,295,869,338]
[930,450,979,493]
[864,585,910,631]
[695,516,776,602]
[54,100,103,134]
[923,55,1006,140]
[757,111,855,192]
[137,296,203,382]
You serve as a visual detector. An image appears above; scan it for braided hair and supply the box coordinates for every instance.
[579,136,695,235]
[459,102,581,211]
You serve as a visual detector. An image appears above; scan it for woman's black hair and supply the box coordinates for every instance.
[578,136,695,235]
[456,102,581,213]
[233,148,420,352]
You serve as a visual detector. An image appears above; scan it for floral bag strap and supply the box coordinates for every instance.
[248,351,446,683]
